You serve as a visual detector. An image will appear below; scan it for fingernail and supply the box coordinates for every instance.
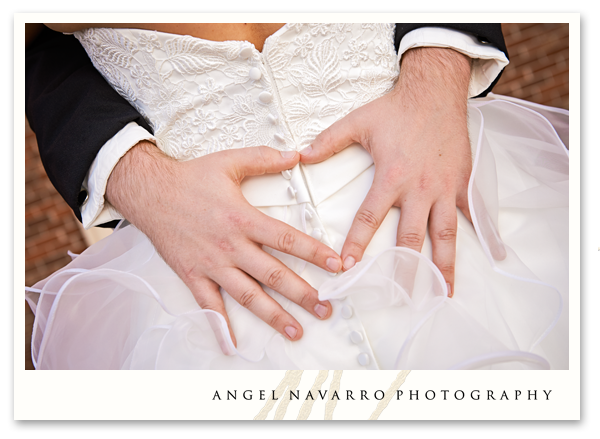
[446,282,453,298]
[343,256,355,271]
[299,145,312,155]
[280,150,296,158]
[285,326,298,340]
[314,303,328,319]
[326,257,341,272]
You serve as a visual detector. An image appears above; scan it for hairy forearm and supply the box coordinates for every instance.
[106,140,180,230]
[395,47,471,114]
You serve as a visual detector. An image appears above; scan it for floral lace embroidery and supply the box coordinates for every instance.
[343,39,369,67]
[373,40,394,67]
[138,32,161,53]
[292,33,314,58]
[198,78,225,105]
[194,109,216,134]
[74,24,400,160]
[308,23,332,36]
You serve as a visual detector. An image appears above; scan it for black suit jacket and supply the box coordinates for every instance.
[25,23,508,224]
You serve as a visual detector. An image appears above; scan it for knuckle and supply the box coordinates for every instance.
[238,288,258,309]
[355,209,380,230]
[215,239,235,253]
[381,165,402,186]
[435,227,457,242]
[348,240,366,253]
[197,254,216,270]
[436,263,455,275]
[180,264,196,282]
[417,175,432,192]
[178,262,203,285]
[267,312,283,329]
[297,289,315,309]
[397,231,424,248]
[226,211,252,229]
[265,267,286,290]
[309,241,322,263]
[277,230,296,253]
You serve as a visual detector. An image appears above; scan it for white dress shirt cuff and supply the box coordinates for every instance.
[81,122,156,228]
[398,27,510,98]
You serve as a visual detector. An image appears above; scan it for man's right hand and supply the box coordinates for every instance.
[106,141,342,351]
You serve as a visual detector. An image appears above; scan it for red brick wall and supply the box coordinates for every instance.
[494,23,569,109]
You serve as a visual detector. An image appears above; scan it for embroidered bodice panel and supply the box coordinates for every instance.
[75,23,399,160]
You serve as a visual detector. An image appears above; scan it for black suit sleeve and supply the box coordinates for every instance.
[25,26,153,222]
[394,23,508,98]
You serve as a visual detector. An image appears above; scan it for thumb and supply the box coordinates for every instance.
[226,145,300,179]
[300,111,361,164]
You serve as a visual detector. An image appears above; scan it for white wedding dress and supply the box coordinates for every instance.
[25,24,569,370]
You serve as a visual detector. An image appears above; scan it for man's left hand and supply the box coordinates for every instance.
[300,47,473,297]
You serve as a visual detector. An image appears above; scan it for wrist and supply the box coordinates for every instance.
[106,140,178,225]
[394,47,471,113]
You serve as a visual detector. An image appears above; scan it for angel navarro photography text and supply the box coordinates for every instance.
[212,388,553,402]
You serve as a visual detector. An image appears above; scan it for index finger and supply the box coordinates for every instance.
[341,181,397,270]
[247,211,343,274]
[300,110,361,164]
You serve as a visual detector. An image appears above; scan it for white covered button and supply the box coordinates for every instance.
[357,353,371,367]
[341,305,353,319]
[311,228,323,241]
[268,113,279,124]
[239,47,253,59]
[249,67,262,80]
[281,169,292,180]
[350,331,363,344]
[274,133,285,143]
[287,186,297,199]
[259,91,273,104]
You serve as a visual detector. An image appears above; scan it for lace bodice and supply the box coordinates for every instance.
[74,23,399,161]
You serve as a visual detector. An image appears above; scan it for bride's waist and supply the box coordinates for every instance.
[241,143,374,208]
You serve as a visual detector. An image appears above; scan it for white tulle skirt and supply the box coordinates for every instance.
[25,94,569,370]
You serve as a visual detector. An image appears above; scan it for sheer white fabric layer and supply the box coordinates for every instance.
[26,94,569,370]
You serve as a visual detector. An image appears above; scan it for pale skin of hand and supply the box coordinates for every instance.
[300,47,474,297]
[106,142,343,348]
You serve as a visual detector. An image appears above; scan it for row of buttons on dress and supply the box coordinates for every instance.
[341,302,371,367]
[306,203,374,367]
[240,45,374,369]
[281,168,297,201]
[240,46,273,105]
[241,44,302,197]
[239,45,280,133]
